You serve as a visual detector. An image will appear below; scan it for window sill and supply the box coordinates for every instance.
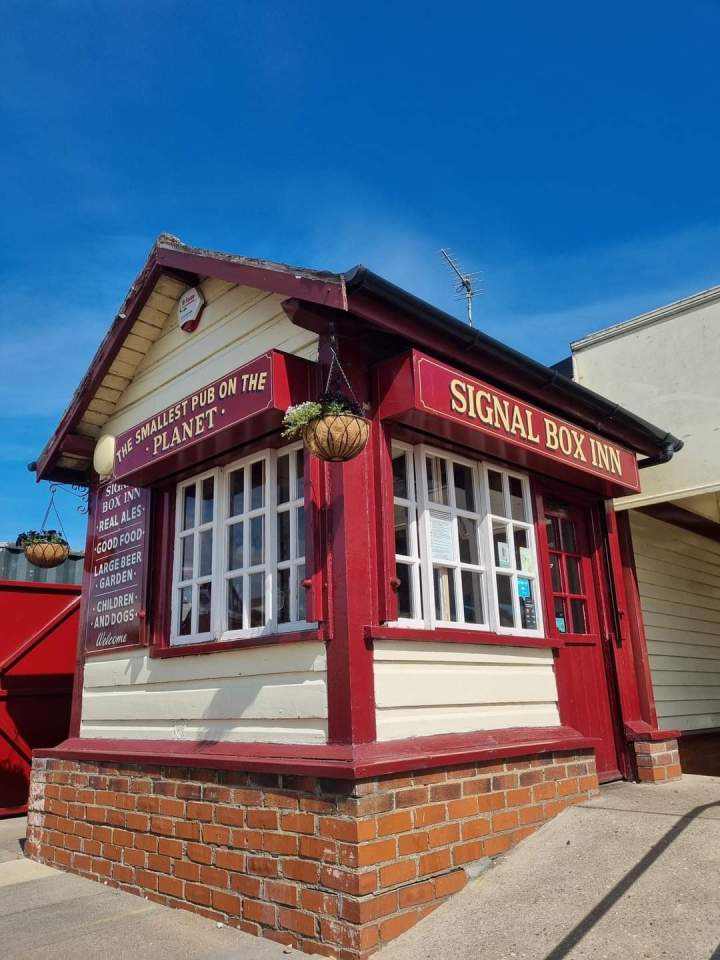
[150,626,329,658]
[366,624,563,649]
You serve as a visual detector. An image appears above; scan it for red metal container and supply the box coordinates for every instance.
[0,581,79,816]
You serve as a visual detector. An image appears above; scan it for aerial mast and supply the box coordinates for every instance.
[440,248,479,326]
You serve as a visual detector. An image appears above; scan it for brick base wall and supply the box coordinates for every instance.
[26,750,598,958]
[634,739,682,783]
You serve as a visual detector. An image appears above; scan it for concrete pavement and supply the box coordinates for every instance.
[0,816,304,960]
[379,774,720,960]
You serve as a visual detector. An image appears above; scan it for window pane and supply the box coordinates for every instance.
[518,578,537,630]
[296,564,306,622]
[397,563,413,619]
[514,527,531,572]
[457,516,479,565]
[199,529,213,577]
[566,556,582,595]
[228,577,243,631]
[198,582,212,634]
[461,570,484,624]
[295,450,304,501]
[181,535,194,580]
[493,522,512,569]
[201,476,214,524]
[228,468,244,517]
[554,597,567,633]
[277,511,290,563]
[178,586,192,635]
[571,598,587,634]
[392,452,408,500]
[549,554,562,592]
[433,566,457,621]
[250,573,265,627]
[426,456,449,505]
[395,505,410,556]
[488,470,505,516]
[250,460,265,509]
[508,476,526,521]
[296,505,305,558]
[182,485,196,530]
[496,574,515,628]
[277,454,290,504]
[277,567,290,624]
[250,516,264,566]
[545,516,559,549]
[228,523,243,571]
[453,463,475,512]
[561,518,576,553]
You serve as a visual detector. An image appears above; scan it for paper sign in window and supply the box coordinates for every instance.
[519,547,535,575]
[430,512,455,562]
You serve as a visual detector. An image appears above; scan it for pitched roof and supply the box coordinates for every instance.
[34,234,682,485]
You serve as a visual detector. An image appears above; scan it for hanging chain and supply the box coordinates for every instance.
[40,484,70,541]
[323,322,362,409]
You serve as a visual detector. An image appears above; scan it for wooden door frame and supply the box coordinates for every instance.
[532,477,633,780]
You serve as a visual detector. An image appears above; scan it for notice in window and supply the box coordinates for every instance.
[430,512,455,562]
[519,546,535,574]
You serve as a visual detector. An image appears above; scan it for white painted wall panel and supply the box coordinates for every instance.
[80,641,328,744]
[103,281,317,437]
[373,640,559,742]
[572,291,720,507]
[631,512,720,732]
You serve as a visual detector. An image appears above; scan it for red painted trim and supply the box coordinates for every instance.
[366,626,562,650]
[615,510,659,728]
[372,413,398,625]
[674,726,720,738]
[624,721,680,742]
[0,804,29,818]
[34,725,597,779]
[150,628,330,659]
[304,445,328,626]
[0,580,81,595]
[148,486,174,652]
[638,502,720,543]
[320,334,377,746]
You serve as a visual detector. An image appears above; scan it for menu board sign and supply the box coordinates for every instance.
[85,481,150,654]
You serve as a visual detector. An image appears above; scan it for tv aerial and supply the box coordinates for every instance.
[440,248,480,327]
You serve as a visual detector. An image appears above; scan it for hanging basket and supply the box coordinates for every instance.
[23,540,69,569]
[302,414,370,462]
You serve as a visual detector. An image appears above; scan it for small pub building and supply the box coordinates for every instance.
[27,236,683,957]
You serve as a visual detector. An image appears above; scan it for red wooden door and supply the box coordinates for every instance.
[537,495,626,782]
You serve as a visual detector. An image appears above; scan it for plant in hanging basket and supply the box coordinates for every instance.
[282,392,370,462]
[16,529,70,569]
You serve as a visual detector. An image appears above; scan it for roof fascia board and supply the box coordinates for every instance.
[156,247,347,311]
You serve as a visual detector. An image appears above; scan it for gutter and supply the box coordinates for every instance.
[344,266,684,462]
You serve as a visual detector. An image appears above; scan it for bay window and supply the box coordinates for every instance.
[392,442,542,636]
[171,444,309,645]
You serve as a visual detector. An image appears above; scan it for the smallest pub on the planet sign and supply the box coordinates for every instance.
[85,481,150,654]
[178,286,205,332]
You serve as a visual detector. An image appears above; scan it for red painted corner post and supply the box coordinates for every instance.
[320,333,377,745]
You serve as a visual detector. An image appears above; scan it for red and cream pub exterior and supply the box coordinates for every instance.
[26,236,684,957]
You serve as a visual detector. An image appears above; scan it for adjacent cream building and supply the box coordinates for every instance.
[571,284,720,773]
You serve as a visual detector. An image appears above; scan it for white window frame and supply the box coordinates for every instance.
[390,441,544,638]
[170,444,313,646]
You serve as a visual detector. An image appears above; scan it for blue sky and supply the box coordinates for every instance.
[2,1,720,548]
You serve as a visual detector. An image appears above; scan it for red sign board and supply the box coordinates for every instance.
[112,350,312,486]
[84,481,150,655]
[377,350,640,495]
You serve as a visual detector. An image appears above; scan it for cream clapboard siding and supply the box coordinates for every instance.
[631,511,720,731]
[80,642,328,744]
[102,277,318,437]
[79,279,322,745]
[373,641,559,741]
